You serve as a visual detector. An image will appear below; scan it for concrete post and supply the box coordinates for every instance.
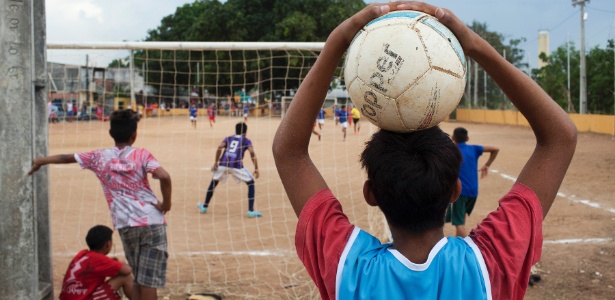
[0,0,52,299]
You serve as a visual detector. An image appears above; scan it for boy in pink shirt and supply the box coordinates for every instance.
[29,109,172,300]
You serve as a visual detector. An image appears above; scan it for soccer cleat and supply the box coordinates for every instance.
[197,203,207,214]
[247,211,262,218]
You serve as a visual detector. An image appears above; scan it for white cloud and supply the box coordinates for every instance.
[48,0,104,23]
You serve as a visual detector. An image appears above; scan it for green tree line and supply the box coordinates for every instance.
[121,0,614,115]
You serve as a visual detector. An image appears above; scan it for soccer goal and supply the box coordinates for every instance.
[42,42,388,299]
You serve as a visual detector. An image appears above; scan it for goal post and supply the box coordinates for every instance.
[42,41,391,298]
[0,0,53,299]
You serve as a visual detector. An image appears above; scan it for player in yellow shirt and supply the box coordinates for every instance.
[350,106,361,134]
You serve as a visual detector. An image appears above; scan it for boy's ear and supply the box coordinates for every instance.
[363,180,378,207]
[450,179,462,203]
[131,131,137,142]
[103,240,113,254]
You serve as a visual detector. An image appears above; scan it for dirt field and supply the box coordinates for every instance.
[47,115,615,299]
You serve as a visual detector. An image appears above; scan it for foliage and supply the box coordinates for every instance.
[112,1,615,115]
[108,58,129,68]
[532,39,614,115]
[462,21,528,110]
[132,0,365,100]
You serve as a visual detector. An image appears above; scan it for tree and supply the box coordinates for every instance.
[532,39,614,115]
[463,21,528,109]
[531,44,579,113]
[132,0,366,101]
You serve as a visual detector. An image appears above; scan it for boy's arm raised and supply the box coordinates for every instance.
[400,2,577,217]
[273,4,399,217]
[28,154,77,175]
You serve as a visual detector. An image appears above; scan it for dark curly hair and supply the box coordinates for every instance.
[85,225,113,251]
[360,126,461,234]
[109,109,140,143]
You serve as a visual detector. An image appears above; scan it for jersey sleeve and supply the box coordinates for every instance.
[475,145,484,157]
[74,151,97,171]
[244,137,253,149]
[296,189,355,300]
[141,149,161,174]
[91,253,124,278]
[470,183,543,300]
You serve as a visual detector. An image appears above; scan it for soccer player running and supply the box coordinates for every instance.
[198,122,262,217]
[351,105,361,134]
[338,105,349,141]
[317,108,326,130]
[208,102,216,127]
[445,127,499,237]
[273,2,576,299]
[243,103,250,122]
[189,102,198,129]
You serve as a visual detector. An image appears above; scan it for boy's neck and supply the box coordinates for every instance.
[115,143,131,149]
[89,248,107,255]
[390,227,445,264]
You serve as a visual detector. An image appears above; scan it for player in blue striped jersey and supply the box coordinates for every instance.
[198,122,262,217]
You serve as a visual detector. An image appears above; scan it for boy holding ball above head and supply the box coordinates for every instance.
[273,2,576,300]
[29,109,172,300]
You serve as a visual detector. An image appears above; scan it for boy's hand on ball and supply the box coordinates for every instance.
[398,2,479,56]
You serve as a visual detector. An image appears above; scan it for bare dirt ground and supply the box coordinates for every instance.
[47,116,615,299]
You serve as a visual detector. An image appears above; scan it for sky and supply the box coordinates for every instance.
[46,0,615,69]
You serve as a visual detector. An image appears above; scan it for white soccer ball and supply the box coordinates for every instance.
[344,11,467,132]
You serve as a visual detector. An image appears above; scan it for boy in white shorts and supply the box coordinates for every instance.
[338,105,349,141]
[198,122,262,217]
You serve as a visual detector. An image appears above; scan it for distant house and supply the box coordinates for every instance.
[46,62,150,111]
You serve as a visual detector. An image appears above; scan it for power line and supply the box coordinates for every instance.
[519,10,577,47]
[586,6,615,14]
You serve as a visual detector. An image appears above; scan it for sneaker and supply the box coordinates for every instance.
[247,211,262,218]
[197,203,207,214]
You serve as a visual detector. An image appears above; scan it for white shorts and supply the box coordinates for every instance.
[340,121,348,129]
[243,113,248,117]
[190,116,197,121]
[317,119,325,125]
[212,166,253,183]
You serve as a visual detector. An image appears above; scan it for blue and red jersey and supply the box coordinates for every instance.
[296,184,543,300]
[219,135,252,169]
[189,105,197,117]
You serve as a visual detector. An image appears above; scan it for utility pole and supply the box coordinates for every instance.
[573,0,589,114]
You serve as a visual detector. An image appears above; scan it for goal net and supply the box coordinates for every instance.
[46,42,387,299]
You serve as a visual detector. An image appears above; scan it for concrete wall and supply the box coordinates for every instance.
[0,0,53,299]
[456,108,615,136]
